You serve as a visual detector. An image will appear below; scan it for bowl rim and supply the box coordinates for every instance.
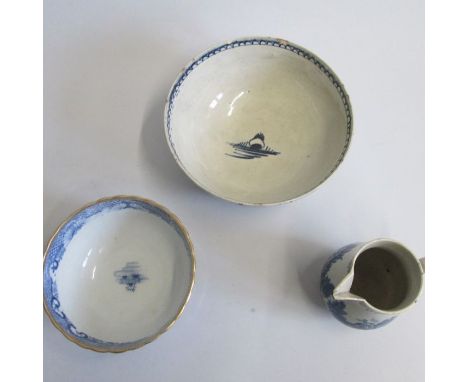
[164,36,354,206]
[43,195,196,353]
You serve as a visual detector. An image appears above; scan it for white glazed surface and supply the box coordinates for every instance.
[45,0,424,380]
[54,207,193,344]
[168,41,350,204]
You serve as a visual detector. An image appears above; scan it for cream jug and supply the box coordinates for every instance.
[320,239,424,329]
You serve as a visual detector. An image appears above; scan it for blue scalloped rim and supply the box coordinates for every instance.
[320,244,395,330]
[165,37,353,191]
[43,198,192,351]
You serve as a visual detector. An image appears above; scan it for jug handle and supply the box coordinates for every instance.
[419,257,425,273]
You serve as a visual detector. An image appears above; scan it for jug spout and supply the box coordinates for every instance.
[333,291,363,301]
[332,274,363,301]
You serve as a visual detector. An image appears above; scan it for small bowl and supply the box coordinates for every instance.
[165,37,353,205]
[43,196,195,352]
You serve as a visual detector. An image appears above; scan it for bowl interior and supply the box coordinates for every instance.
[43,198,194,351]
[167,39,351,204]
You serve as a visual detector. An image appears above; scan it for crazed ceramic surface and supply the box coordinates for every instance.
[165,37,352,205]
[320,239,424,329]
[43,196,195,352]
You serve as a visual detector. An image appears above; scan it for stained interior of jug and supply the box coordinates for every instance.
[350,242,423,311]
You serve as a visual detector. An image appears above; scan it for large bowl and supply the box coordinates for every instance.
[43,196,195,352]
[165,37,353,205]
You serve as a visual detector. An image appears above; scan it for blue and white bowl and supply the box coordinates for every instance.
[43,196,195,352]
[165,37,353,205]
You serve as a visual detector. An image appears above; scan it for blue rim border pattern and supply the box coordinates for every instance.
[165,37,353,205]
[43,196,195,352]
[320,244,395,330]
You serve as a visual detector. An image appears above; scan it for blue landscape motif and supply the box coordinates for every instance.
[114,262,147,292]
[226,132,280,160]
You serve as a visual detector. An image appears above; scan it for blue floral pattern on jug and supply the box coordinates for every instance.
[43,198,192,351]
[320,243,395,330]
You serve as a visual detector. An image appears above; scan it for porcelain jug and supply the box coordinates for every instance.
[320,238,424,329]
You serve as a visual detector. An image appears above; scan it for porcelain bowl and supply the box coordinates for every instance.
[43,196,195,352]
[165,37,353,205]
